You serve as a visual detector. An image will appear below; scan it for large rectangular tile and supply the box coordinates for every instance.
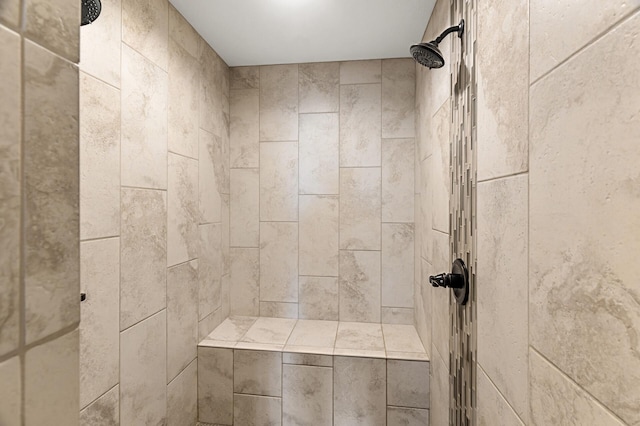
[25,0,79,62]
[234,394,282,426]
[241,317,297,345]
[387,360,429,409]
[167,359,197,426]
[299,276,339,321]
[198,347,233,425]
[25,330,79,426]
[382,138,414,222]
[299,195,339,276]
[260,64,298,141]
[79,71,120,240]
[168,153,199,266]
[80,0,121,86]
[339,168,381,250]
[260,222,298,303]
[299,62,339,113]
[120,188,167,329]
[80,384,119,426]
[230,168,259,247]
[199,128,223,223]
[80,238,120,409]
[24,41,79,344]
[0,26,20,356]
[382,223,414,308]
[121,45,168,189]
[231,66,259,90]
[339,251,381,323]
[122,0,168,69]
[299,113,339,195]
[283,364,333,426]
[260,142,298,221]
[382,59,415,138]
[0,356,21,426]
[169,4,199,58]
[230,248,260,316]
[167,260,198,382]
[230,88,260,167]
[430,102,450,233]
[477,368,524,426]
[199,223,222,320]
[199,43,229,138]
[430,351,449,426]
[340,84,381,166]
[234,350,282,397]
[340,60,381,84]
[334,357,386,426]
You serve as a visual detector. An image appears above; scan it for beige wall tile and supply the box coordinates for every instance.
[231,66,260,89]
[334,357,386,426]
[80,72,120,240]
[477,368,524,426]
[120,188,167,329]
[80,0,121,87]
[0,27,20,356]
[299,113,339,195]
[530,350,625,426]
[121,45,168,189]
[198,347,233,424]
[430,350,449,426]
[0,356,21,426]
[260,301,299,319]
[235,350,282,397]
[25,0,79,62]
[80,385,119,426]
[430,102,450,233]
[387,360,429,409]
[25,330,79,426]
[230,248,260,316]
[283,352,333,367]
[168,154,198,266]
[230,88,260,167]
[382,324,425,354]
[167,260,198,382]
[260,64,298,141]
[430,230,449,360]
[382,307,414,325]
[340,84,381,166]
[199,43,229,137]
[24,41,79,343]
[382,59,415,138]
[283,364,333,426]
[299,276,339,320]
[299,62,339,113]
[234,394,282,426]
[287,320,338,348]
[382,138,415,222]
[167,359,197,426]
[477,175,528,418]
[80,238,120,409]
[120,311,167,426]
[199,128,222,223]
[340,60,381,84]
[260,142,298,221]
[199,223,222,320]
[168,4,199,58]
[242,317,297,345]
[529,12,640,424]
[339,250,381,322]
[340,167,381,250]
[122,0,168,70]
[198,307,226,341]
[260,222,298,303]
[0,0,20,28]
[382,223,414,308]
[387,407,429,426]
[230,168,259,247]
[300,195,339,276]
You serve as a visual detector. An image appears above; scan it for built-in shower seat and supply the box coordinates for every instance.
[197,317,430,425]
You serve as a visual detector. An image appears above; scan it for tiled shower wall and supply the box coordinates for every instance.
[416,1,640,425]
[78,0,230,424]
[0,0,81,423]
[228,60,416,323]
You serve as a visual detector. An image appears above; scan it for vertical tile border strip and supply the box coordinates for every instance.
[449,0,477,425]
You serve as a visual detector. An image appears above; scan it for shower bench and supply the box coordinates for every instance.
[197,317,430,426]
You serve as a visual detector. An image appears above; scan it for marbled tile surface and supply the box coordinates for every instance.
[122,0,168,70]
[339,251,381,323]
[80,239,119,409]
[299,195,339,276]
[387,360,429,409]
[168,4,198,58]
[120,188,167,330]
[387,407,430,426]
[80,0,121,86]
[80,385,119,426]
[260,64,298,141]
[382,59,415,139]
[334,322,384,356]
[199,44,229,138]
[260,222,298,303]
[231,66,260,90]
[260,142,298,221]
[0,26,20,356]
[299,62,339,113]
[430,351,449,426]
[340,60,381,84]
[339,168,381,250]
[199,128,222,223]
[121,44,168,189]
[334,357,386,426]
[167,360,197,426]
[198,223,222,320]
[298,276,339,321]
[299,113,339,195]
[430,101,450,234]
[477,368,524,426]
[230,248,260,316]
[381,307,414,325]
[382,138,414,223]
[79,71,120,240]
[168,153,199,266]
[234,394,282,426]
[24,41,79,344]
[198,347,233,425]
[198,307,226,342]
[205,316,256,342]
[234,350,282,397]
[25,0,80,62]
[231,88,260,168]
[430,229,450,360]
[241,317,297,345]
[230,168,259,247]
[0,0,20,28]
[0,356,21,426]
[283,364,333,426]
[167,260,198,382]
[260,301,299,320]
[382,223,414,309]
[340,84,381,167]
[286,320,338,350]
[382,324,426,354]
[283,352,333,367]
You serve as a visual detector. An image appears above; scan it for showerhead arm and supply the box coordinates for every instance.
[434,19,465,45]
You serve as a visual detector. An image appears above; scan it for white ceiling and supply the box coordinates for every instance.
[169,0,435,67]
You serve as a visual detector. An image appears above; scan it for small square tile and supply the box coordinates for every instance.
[387,360,429,409]
[335,322,384,352]
[382,324,426,354]
[234,350,282,397]
[299,276,339,321]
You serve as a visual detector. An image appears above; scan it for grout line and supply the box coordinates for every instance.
[80,383,119,412]
[19,11,26,424]
[476,170,528,185]
[476,363,525,423]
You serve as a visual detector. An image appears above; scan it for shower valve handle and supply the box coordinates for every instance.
[428,259,470,305]
[429,272,464,289]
